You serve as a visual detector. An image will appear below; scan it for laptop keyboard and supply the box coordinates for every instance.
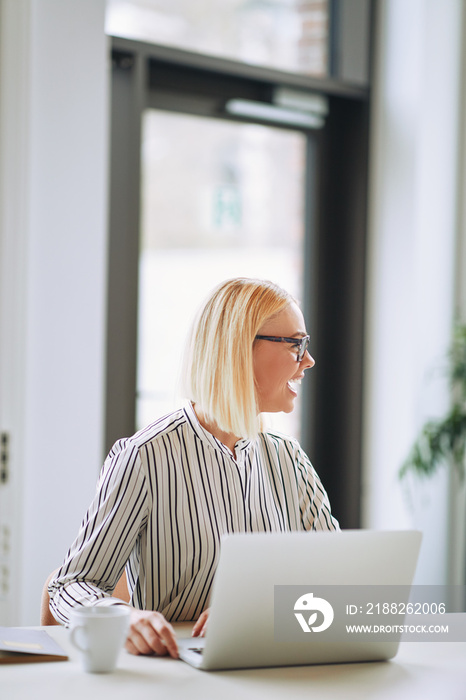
[188,647,204,655]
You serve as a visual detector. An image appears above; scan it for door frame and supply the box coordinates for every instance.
[106,22,372,527]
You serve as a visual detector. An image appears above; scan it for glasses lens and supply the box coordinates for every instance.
[298,336,310,362]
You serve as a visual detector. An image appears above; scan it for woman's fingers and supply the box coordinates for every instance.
[126,610,178,658]
[192,608,210,637]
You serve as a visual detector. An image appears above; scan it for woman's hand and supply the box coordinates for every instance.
[125,609,178,658]
[192,608,210,637]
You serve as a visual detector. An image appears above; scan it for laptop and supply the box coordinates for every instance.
[177,529,422,671]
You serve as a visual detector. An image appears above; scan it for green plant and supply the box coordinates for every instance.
[399,324,466,481]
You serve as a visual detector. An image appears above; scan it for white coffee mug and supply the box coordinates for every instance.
[69,605,130,673]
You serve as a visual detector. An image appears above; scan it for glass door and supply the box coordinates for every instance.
[137,109,307,438]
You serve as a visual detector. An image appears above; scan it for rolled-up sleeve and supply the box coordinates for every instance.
[48,439,150,625]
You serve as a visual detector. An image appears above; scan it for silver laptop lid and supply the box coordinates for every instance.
[186,530,422,670]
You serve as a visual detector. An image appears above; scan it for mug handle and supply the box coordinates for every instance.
[70,625,89,653]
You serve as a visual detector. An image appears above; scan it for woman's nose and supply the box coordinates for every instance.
[301,350,315,369]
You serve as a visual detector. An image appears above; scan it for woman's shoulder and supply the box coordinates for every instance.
[108,406,189,457]
[259,428,302,454]
[132,406,191,446]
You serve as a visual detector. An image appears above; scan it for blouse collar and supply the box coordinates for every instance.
[183,401,252,458]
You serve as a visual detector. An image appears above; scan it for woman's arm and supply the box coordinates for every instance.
[295,446,340,531]
[48,439,150,624]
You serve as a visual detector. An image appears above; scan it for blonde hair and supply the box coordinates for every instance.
[183,278,294,438]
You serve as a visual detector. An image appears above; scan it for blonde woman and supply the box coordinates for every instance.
[49,278,338,658]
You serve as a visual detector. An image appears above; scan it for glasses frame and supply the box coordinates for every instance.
[255,334,310,362]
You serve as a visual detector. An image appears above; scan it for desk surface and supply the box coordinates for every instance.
[3,624,466,700]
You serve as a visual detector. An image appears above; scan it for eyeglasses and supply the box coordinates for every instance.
[255,334,311,362]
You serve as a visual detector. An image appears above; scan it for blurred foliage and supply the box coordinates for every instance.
[399,324,466,481]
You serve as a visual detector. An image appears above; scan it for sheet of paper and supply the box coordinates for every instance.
[0,627,68,664]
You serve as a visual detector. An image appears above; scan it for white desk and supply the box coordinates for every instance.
[3,624,466,700]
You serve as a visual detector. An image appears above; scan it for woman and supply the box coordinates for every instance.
[49,278,338,658]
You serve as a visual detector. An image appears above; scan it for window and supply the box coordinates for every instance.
[106,0,329,77]
[107,0,373,526]
[137,110,306,437]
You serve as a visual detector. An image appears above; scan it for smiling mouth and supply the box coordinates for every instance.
[287,378,302,393]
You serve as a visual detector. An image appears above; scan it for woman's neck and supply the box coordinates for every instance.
[193,405,240,454]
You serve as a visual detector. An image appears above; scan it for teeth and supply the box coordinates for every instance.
[288,379,302,390]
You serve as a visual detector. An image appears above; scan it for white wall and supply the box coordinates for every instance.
[0,0,109,624]
[363,0,464,585]
[449,1,466,590]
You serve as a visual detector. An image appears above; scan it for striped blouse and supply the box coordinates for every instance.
[49,402,339,624]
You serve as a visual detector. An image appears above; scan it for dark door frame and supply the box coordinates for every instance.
[106,2,374,527]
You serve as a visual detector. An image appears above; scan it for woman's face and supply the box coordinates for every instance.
[253,302,315,414]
